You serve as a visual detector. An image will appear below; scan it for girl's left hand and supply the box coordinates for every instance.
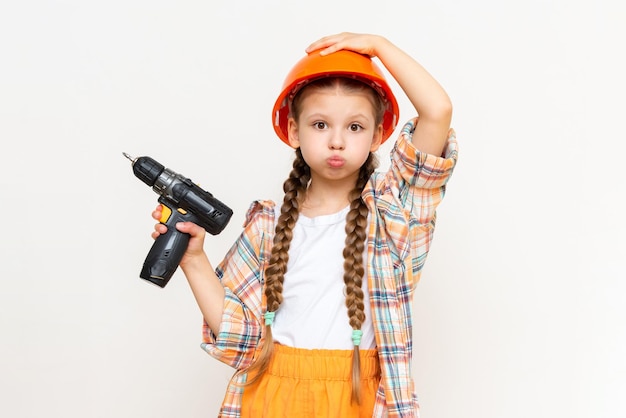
[305,32,385,58]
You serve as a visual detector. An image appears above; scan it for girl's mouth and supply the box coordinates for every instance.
[327,156,345,168]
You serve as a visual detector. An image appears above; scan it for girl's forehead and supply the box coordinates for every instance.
[298,92,377,119]
[300,89,376,106]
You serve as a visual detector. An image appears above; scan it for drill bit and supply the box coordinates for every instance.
[122,152,135,163]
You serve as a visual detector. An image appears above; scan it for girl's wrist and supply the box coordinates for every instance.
[371,35,390,58]
[180,252,211,275]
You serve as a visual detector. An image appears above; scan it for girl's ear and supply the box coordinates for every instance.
[370,124,384,152]
[287,118,300,149]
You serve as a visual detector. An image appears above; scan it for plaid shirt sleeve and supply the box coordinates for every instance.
[391,120,458,224]
[393,118,458,286]
[200,201,275,371]
[373,118,458,283]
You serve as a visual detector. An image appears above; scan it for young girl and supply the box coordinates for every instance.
[151,32,458,418]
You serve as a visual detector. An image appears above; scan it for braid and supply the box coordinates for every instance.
[343,153,378,404]
[244,148,310,384]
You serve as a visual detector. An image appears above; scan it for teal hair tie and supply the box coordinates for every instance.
[264,311,276,326]
[351,330,363,346]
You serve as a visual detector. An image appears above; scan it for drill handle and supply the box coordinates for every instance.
[140,198,196,288]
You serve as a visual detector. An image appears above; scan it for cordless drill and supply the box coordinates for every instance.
[123,153,233,288]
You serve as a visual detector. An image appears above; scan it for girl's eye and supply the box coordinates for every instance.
[313,121,327,130]
[349,123,363,132]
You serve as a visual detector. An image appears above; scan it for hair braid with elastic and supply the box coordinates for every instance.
[343,153,378,404]
[243,148,310,384]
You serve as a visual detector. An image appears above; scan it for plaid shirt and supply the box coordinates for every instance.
[201,118,458,417]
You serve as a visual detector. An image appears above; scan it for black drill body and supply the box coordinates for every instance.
[125,154,233,287]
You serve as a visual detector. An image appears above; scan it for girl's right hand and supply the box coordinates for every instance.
[151,204,207,267]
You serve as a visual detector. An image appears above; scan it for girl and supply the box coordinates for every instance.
[151,33,458,417]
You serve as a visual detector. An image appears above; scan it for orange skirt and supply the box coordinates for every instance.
[241,344,380,418]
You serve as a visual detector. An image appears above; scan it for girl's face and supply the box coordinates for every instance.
[287,88,383,185]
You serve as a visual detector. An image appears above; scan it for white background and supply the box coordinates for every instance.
[1,1,624,417]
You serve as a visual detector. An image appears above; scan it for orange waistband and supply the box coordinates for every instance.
[265,344,380,381]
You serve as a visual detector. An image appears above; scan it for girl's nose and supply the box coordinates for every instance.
[328,130,345,150]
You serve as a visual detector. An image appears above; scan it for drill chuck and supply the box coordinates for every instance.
[131,155,165,187]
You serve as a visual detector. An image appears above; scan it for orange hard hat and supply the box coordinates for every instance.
[272,49,399,146]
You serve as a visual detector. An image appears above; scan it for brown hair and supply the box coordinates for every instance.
[290,77,386,126]
[246,77,384,404]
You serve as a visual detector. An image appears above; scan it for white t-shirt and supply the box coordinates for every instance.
[272,206,376,350]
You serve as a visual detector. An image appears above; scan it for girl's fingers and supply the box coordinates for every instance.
[306,33,345,53]
[152,204,163,220]
[306,33,376,57]
[153,222,167,235]
[175,221,205,237]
